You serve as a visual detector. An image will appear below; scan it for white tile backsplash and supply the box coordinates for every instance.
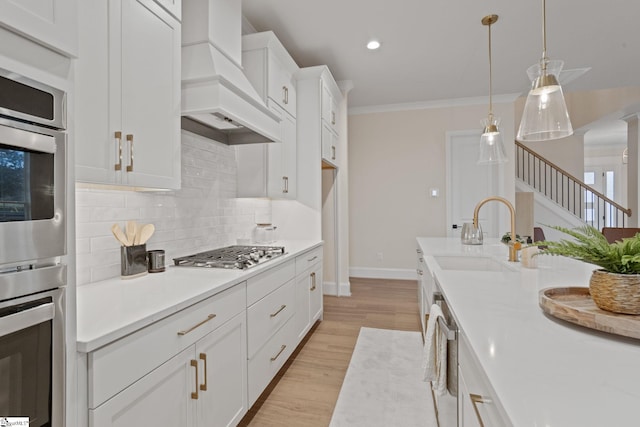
[75,131,271,285]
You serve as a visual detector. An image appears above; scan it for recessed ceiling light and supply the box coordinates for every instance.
[366,40,381,50]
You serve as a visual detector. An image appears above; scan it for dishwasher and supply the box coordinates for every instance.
[432,285,459,426]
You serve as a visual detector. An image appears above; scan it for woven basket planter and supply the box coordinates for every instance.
[589,270,640,315]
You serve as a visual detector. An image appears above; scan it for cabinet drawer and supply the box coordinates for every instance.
[295,246,323,276]
[458,334,511,426]
[247,278,295,358]
[88,283,246,408]
[247,317,296,406]
[247,260,295,306]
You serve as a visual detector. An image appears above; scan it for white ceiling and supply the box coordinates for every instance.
[242,0,640,110]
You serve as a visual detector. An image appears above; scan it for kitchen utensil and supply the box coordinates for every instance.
[112,224,130,246]
[134,222,143,244]
[461,222,483,245]
[138,224,155,245]
[252,223,277,244]
[126,220,137,246]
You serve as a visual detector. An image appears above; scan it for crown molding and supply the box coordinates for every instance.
[348,93,522,116]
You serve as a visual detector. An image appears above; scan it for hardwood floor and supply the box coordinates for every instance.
[239,278,421,427]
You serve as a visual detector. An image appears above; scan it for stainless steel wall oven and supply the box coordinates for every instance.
[0,67,67,427]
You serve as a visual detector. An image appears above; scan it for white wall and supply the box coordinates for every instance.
[75,131,271,285]
[348,100,515,275]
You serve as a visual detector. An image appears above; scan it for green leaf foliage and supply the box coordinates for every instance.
[536,225,640,274]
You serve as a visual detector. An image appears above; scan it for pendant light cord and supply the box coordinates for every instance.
[541,0,548,70]
[488,20,493,119]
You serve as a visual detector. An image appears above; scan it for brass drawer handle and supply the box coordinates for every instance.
[331,145,336,160]
[307,255,318,262]
[310,271,316,291]
[283,176,288,193]
[199,353,207,391]
[114,131,122,171]
[282,86,288,104]
[270,344,287,361]
[177,314,217,336]
[126,134,134,172]
[470,393,492,427]
[190,359,199,399]
[270,304,286,318]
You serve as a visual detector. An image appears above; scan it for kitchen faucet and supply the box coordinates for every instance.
[473,196,521,262]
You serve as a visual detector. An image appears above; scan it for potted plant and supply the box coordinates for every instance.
[537,225,640,315]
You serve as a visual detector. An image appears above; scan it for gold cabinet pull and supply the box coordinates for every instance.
[270,304,286,318]
[282,85,288,104]
[126,134,134,172]
[331,145,336,160]
[199,353,208,391]
[331,111,336,125]
[282,176,288,193]
[307,255,318,262]
[177,314,217,336]
[417,269,424,276]
[270,344,287,361]
[190,359,199,399]
[470,393,492,427]
[114,131,122,171]
[310,271,316,291]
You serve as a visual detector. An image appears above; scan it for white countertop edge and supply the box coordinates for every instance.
[77,240,323,353]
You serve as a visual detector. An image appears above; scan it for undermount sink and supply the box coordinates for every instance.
[433,255,516,272]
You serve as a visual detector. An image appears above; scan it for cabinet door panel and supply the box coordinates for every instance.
[196,313,247,427]
[90,346,195,427]
[0,0,78,56]
[121,0,180,188]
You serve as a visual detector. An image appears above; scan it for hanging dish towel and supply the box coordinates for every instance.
[422,303,448,396]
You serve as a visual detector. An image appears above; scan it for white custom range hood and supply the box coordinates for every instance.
[181,0,281,145]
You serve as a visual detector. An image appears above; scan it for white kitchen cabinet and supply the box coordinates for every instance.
[0,0,78,57]
[90,346,195,426]
[236,102,297,199]
[458,333,511,427]
[243,31,298,118]
[75,0,181,190]
[321,123,338,167]
[86,284,247,427]
[91,313,246,427]
[416,246,433,337]
[297,66,342,170]
[294,246,323,342]
[245,259,297,406]
[238,31,298,199]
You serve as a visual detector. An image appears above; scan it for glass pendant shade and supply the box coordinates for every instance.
[478,116,507,165]
[517,60,573,142]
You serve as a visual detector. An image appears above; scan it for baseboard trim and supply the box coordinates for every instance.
[323,281,351,296]
[349,267,417,281]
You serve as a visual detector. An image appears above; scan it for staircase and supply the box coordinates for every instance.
[515,141,631,230]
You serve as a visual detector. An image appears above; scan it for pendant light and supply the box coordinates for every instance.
[478,14,507,165]
[517,0,573,142]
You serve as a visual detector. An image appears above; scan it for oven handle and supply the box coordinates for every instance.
[0,301,54,338]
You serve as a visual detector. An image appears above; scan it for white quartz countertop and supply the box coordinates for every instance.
[417,237,640,427]
[77,240,322,353]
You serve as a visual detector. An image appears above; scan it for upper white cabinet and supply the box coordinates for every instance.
[297,66,342,170]
[243,31,297,118]
[0,0,78,57]
[238,31,299,199]
[75,0,181,190]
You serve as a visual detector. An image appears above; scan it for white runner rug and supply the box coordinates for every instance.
[329,327,438,427]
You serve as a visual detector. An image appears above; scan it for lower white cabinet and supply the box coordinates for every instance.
[458,334,511,427]
[87,284,247,427]
[294,246,323,341]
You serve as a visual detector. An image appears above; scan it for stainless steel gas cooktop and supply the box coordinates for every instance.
[173,245,285,269]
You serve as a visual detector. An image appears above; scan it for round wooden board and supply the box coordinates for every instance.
[539,287,640,340]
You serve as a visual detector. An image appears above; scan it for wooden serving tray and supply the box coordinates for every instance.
[539,287,640,340]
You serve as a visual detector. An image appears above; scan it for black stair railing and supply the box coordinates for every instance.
[515,141,632,230]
